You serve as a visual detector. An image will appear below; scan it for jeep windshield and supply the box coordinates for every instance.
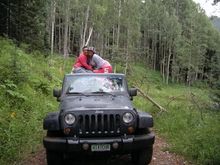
[65,75,125,94]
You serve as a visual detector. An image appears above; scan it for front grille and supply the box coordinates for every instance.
[77,114,121,136]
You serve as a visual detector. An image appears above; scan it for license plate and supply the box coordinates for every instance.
[91,144,111,152]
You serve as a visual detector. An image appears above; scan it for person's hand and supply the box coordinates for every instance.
[71,68,75,74]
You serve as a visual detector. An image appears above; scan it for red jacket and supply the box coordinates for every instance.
[73,53,93,70]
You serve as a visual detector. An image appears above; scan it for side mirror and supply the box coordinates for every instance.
[53,89,61,101]
[129,88,137,97]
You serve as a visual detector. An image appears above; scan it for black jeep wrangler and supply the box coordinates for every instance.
[43,73,155,165]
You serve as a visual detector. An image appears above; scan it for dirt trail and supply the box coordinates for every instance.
[22,136,191,165]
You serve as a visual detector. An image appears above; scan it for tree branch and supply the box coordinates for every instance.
[135,87,167,112]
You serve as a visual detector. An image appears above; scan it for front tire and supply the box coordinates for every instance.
[46,150,63,165]
[131,146,153,165]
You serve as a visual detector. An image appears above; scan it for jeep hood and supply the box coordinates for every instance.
[60,95,133,111]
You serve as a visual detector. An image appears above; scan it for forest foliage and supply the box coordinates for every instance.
[0,0,220,86]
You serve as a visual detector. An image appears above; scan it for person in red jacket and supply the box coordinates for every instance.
[72,46,93,73]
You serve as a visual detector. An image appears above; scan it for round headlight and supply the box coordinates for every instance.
[123,112,134,124]
[64,113,76,125]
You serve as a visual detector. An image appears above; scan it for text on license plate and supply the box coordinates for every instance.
[91,144,111,152]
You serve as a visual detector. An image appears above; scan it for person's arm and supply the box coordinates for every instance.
[78,55,93,70]
[92,54,107,69]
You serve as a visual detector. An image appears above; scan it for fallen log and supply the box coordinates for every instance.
[135,87,167,112]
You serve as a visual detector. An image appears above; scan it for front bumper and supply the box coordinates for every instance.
[43,133,155,153]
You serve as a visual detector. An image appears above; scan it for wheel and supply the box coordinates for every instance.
[46,150,63,165]
[131,146,153,165]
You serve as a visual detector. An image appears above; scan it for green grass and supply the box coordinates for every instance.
[129,64,220,165]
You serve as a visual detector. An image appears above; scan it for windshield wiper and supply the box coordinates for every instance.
[91,91,115,97]
[66,92,87,96]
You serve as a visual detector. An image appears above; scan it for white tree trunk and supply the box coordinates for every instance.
[50,0,56,55]
[166,45,171,84]
[63,0,70,58]
[58,17,61,54]
[81,5,90,48]
[116,0,121,50]
[85,27,93,46]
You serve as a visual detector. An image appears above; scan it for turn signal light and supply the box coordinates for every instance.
[127,127,134,134]
[63,128,71,135]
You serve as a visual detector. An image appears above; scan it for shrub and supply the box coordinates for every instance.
[0,38,60,164]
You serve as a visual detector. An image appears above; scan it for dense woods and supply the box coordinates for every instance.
[0,0,220,86]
